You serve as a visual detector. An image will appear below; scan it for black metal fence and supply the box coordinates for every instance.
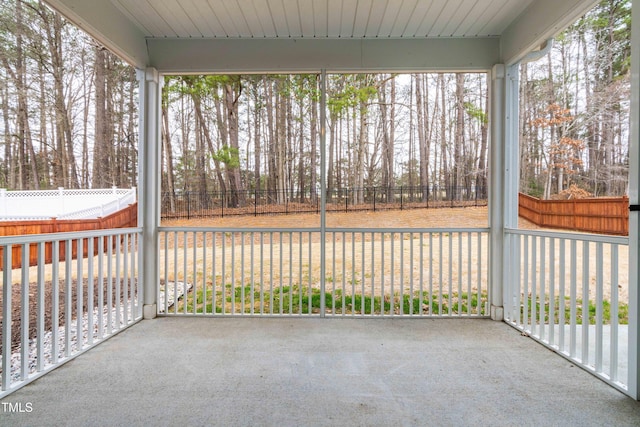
[161,185,488,220]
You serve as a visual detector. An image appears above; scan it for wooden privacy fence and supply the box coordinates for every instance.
[518,193,628,235]
[0,203,137,270]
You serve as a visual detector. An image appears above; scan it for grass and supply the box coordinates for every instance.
[521,296,629,325]
[175,283,489,316]
[170,284,629,325]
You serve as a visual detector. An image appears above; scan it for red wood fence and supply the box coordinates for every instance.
[518,193,628,235]
[0,203,137,269]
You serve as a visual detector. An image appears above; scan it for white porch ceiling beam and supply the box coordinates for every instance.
[500,0,599,65]
[43,0,149,68]
[146,37,500,74]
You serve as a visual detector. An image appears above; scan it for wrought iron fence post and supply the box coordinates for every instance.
[401,186,403,210]
[345,189,348,212]
[451,185,454,208]
[221,192,225,218]
[187,192,191,219]
[427,185,430,209]
[373,187,376,212]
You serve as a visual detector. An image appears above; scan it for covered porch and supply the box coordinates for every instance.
[2,318,640,425]
[1,0,640,420]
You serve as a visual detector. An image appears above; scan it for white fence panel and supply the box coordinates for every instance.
[158,227,490,318]
[0,187,136,221]
[504,228,630,395]
[0,228,142,398]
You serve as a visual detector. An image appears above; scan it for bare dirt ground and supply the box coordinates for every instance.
[162,206,539,229]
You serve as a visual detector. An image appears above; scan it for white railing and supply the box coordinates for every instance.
[504,228,630,394]
[0,227,142,398]
[158,227,490,317]
[0,187,136,221]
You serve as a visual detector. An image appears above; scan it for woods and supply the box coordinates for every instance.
[520,0,631,198]
[0,0,632,206]
[161,72,490,212]
[0,0,137,191]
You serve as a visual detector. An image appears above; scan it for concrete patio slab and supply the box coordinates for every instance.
[1,318,639,426]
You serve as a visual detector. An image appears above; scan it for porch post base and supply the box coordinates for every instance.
[490,305,504,321]
[143,304,157,319]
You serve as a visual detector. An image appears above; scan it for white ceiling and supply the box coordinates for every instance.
[43,0,600,72]
[109,0,533,39]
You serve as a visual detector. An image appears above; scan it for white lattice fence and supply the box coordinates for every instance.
[0,187,136,221]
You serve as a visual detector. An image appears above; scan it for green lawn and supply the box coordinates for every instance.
[177,283,489,316]
[521,297,628,325]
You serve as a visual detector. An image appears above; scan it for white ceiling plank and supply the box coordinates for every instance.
[353,0,375,38]
[501,0,599,64]
[176,0,224,37]
[477,0,531,36]
[215,0,253,37]
[310,0,327,37]
[401,0,434,37]
[298,0,316,37]
[152,0,199,37]
[44,0,148,67]
[446,0,485,37]
[377,0,405,37]
[385,0,414,38]
[110,0,157,36]
[201,1,231,37]
[119,0,176,37]
[265,0,290,37]
[203,0,237,37]
[282,0,303,37]
[364,0,388,38]
[413,0,447,37]
[339,0,358,37]
[185,0,227,37]
[428,0,466,37]
[147,37,500,73]
[250,0,278,38]
[325,0,342,37]
[460,0,511,37]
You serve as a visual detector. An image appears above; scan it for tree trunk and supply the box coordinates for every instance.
[93,46,109,188]
[161,96,176,212]
[439,75,450,200]
[415,74,430,201]
[297,78,305,202]
[477,76,488,199]
[47,11,78,188]
[0,80,10,187]
[266,78,278,202]
[310,75,318,202]
[253,80,262,191]
[454,73,465,201]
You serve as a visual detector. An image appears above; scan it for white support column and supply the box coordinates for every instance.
[502,64,521,320]
[504,65,520,229]
[489,64,506,321]
[137,67,162,320]
[627,0,640,400]
[319,70,327,317]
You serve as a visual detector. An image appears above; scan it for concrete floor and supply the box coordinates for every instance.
[1,318,640,427]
